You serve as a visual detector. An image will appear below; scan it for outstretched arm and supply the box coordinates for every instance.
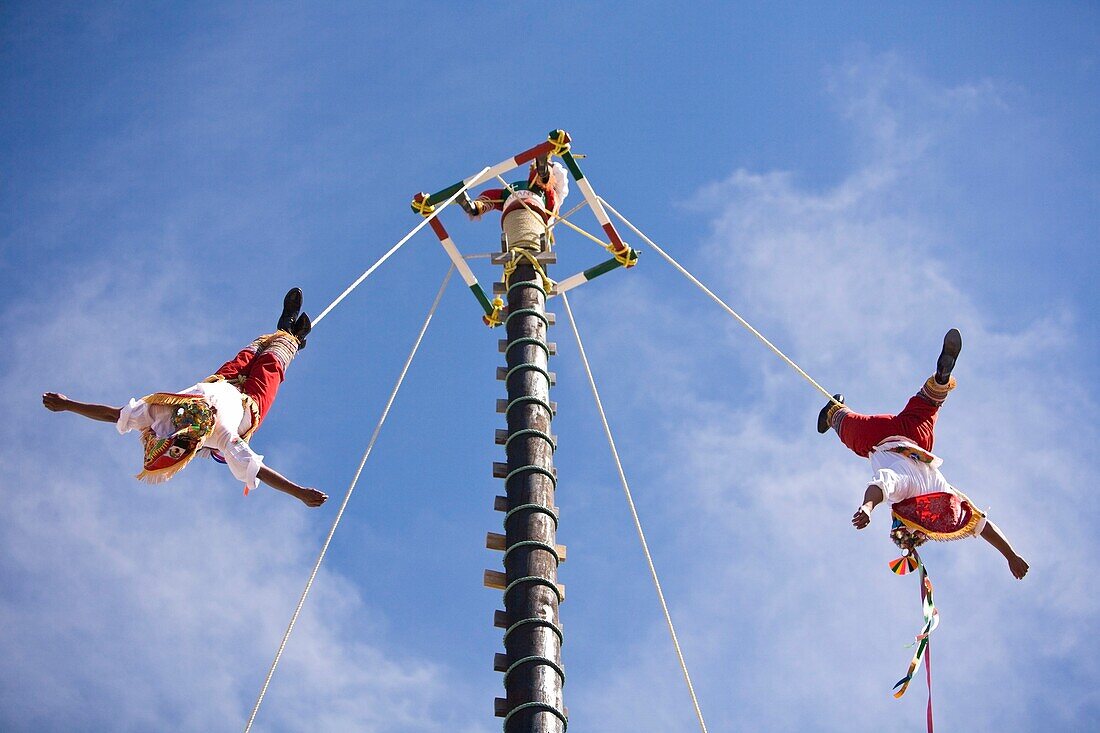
[980,520,1029,579]
[256,465,327,508]
[42,392,121,423]
[852,484,885,529]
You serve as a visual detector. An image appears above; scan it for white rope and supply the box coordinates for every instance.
[312,167,490,326]
[598,197,842,409]
[243,266,454,733]
[561,292,709,733]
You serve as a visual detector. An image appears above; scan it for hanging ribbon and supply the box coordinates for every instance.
[891,550,938,733]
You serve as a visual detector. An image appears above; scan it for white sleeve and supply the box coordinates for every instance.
[871,467,915,504]
[551,161,569,202]
[219,432,265,492]
[116,398,152,435]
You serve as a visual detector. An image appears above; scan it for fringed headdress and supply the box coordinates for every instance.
[136,393,216,484]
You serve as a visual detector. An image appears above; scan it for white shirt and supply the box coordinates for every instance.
[868,437,987,534]
[503,161,570,212]
[116,380,265,490]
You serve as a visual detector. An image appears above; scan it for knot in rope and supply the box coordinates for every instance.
[483,296,506,328]
[503,247,555,295]
[612,245,640,268]
[547,129,571,156]
[410,192,435,217]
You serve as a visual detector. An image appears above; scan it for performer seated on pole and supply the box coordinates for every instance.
[817,329,1028,579]
[458,154,569,227]
[42,288,328,508]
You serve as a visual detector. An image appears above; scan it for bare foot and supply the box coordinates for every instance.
[43,392,71,412]
[852,506,871,530]
[1009,555,1029,580]
[297,488,328,508]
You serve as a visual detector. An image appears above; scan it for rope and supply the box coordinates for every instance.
[598,197,843,410]
[561,292,709,733]
[310,167,489,327]
[242,266,454,733]
[503,701,568,730]
[504,362,553,387]
[504,575,564,603]
[502,540,561,565]
[503,654,566,687]
[504,503,559,529]
[503,616,563,646]
[548,200,590,232]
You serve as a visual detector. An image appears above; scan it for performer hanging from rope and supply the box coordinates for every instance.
[42,288,328,508]
[817,328,1028,579]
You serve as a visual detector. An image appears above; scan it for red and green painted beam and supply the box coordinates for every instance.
[552,249,639,297]
[415,212,498,322]
[412,130,573,213]
[557,149,636,267]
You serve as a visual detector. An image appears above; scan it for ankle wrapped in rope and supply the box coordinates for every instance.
[919,375,956,405]
[829,404,850,434]
[260,331,300,371]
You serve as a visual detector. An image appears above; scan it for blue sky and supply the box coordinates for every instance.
[2,2,1098,731]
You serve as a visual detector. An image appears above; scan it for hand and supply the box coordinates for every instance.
[43,392,70,412]
[298,487,328,508]
[1008,555,1029,580]
[851,505,872,530]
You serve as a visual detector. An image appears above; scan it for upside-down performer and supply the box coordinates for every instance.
[818,328,1028,578]
[817,328,1027,711]
[42,288,327,508]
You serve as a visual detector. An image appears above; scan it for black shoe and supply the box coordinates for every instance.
[817,393,845,434]
[457,190,477,216]
[534,154,550,184]
[278,288,303,333]
[292,312,311,349]
[935,328,962,385]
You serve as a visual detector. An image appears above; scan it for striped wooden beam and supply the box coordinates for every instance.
[559,150,636,266]
[409,211,497,318]
[424,130,570,207]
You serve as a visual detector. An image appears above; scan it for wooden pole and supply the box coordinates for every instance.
[491,221,566,731]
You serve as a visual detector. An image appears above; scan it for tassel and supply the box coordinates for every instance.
[889,555,919,575]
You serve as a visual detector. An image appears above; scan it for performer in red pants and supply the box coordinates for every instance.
[818,329,1028,578]
[42,289,327,508]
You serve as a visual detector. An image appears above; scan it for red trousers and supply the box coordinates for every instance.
[837,394,940,458]
[214,344,286,430]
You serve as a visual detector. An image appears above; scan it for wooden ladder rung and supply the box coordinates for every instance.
[486,532,567,562]
[494,609,510,628]
[490,251,557,266]
[483,570,565,601]
[493,496,561,515]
